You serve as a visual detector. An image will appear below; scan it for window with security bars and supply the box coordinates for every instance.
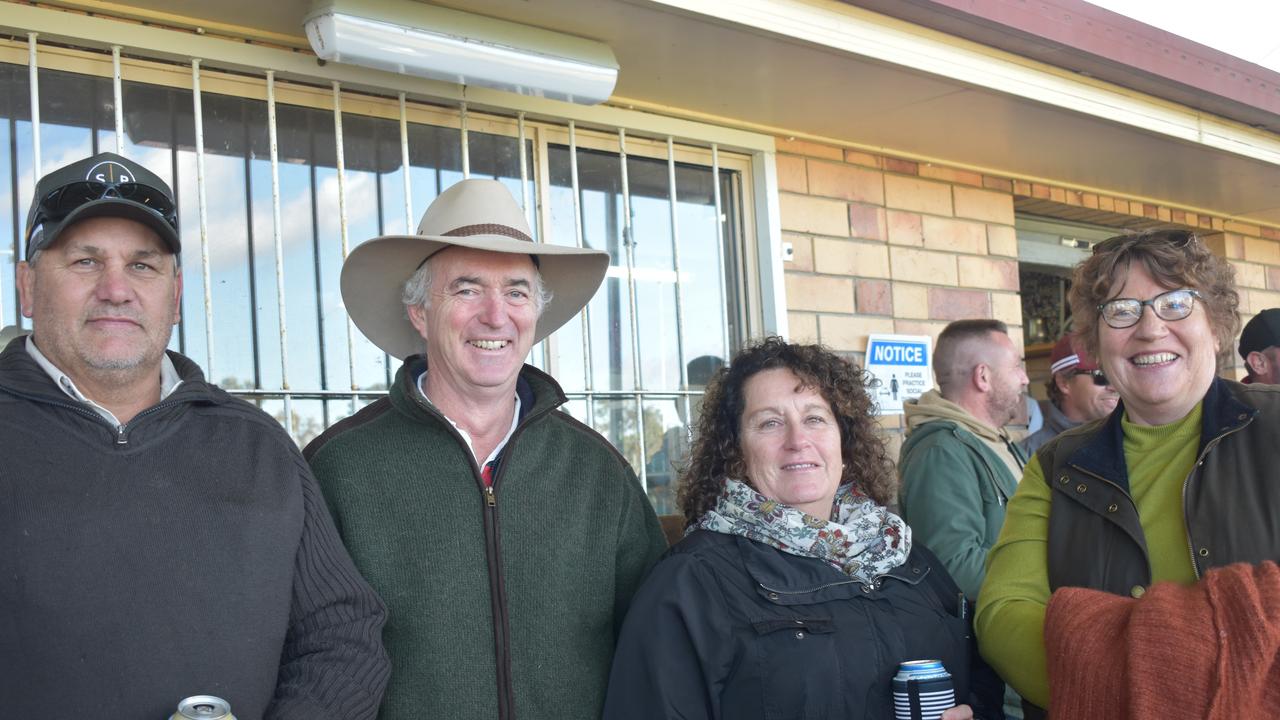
[0,51,753,512]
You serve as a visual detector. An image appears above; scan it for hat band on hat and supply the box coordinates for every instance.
[1050,354,1080,375]
[442,223,533,243]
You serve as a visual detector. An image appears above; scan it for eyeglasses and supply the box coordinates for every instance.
[1097,288,1201,329]
[27,179,178,243]
[1071,369,1110,387]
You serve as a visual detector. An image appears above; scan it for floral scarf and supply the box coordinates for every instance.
[695,478,911,584]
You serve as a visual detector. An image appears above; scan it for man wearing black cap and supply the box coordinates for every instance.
[1239,308,1280,385]
[0,153,389,718]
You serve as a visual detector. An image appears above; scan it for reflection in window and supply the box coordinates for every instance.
[0,59,750,504]
[547,145,740,483]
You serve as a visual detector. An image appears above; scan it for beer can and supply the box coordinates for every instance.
[170,695,237,720]
[892,659,954,720]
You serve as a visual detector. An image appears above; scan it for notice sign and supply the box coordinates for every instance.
[864,334,933,415]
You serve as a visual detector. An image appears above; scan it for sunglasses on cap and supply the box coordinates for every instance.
[1071,369,1110,387]
[26,178,178,245]
[1091,229,1197,255]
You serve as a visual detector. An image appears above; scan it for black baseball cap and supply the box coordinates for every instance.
[1239,308,1280,360]
[23,151,179,261]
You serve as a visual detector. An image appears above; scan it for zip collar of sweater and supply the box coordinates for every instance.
[0,335,226,413]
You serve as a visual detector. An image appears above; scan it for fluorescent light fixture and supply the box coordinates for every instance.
[304,0,619,105]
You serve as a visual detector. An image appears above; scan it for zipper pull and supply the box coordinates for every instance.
[485,485,496,508]
[115,425,128,445]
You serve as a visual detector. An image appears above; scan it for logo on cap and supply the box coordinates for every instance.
[85,160,135,184]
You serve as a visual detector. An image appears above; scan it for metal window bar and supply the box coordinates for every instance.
[27,34,40,185]
[331,81,358,415]
[398,93,413,231]
[518,111,547,368]
[23,33,41,299]
[617,128,647,488]
[192,59,215,377]
[459,101,470,178]
[666,136,691,428]
[517,112,531,220]
[568,121,595,422]
[111,46,123,154]
[712,143,731,357]
[394,91,412,388]
[266,71,294,438]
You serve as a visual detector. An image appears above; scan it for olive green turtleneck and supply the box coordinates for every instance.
[975,403,1202,708]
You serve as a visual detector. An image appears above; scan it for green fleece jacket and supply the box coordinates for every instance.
[897,390,1025,601]
[305,357,667,720]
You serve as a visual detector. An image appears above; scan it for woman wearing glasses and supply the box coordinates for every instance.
[976,230,1280,719]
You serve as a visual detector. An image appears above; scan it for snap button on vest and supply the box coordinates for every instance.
[768,592,779,601]
[1059,475,1070,484]
[1130,585,1146,598]
[1199,547,1210,557]
[1076,483,1087,493]
[1107,503,1118,513]
[795,631,805,639]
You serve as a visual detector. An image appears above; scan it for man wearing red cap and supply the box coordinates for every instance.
[1022,334,1119,455]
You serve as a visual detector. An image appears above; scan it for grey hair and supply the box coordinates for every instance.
[401,254,552,315]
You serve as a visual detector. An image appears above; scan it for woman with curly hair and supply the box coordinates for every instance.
[603,337,999,720]
[977,229,1280,719]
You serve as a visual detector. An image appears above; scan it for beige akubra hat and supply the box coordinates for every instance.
[341,178,609,360]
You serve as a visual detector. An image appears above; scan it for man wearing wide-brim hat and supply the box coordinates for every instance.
[305,179,667,720]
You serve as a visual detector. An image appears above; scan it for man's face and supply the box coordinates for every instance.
[1057,368,1120,422]
[17,216,181,385]
[984,331,1029,427]
[409,246,539,399]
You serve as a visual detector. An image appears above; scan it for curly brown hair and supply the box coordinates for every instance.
[1069,229,1240,362]
[675,336,897,527]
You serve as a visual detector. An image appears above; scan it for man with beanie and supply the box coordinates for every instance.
[1239,308,1280,384]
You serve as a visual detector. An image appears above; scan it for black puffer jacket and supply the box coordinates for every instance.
[602,530,1003,719]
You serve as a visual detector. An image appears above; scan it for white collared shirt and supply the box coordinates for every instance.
[25,337,183,428]
[416,370,520,469]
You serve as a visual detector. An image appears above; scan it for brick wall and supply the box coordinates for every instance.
[774,137,1280,449]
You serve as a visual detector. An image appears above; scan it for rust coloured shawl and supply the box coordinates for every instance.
[1044,561,1280,719]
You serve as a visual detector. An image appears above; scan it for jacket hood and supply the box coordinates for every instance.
[904,388,1005,443]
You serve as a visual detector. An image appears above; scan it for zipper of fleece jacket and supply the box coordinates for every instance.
[483,466,515,720]
[409,387,556,720]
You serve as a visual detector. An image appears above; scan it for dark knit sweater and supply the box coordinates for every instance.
[305,357,667,720]
[0,338,390,720]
